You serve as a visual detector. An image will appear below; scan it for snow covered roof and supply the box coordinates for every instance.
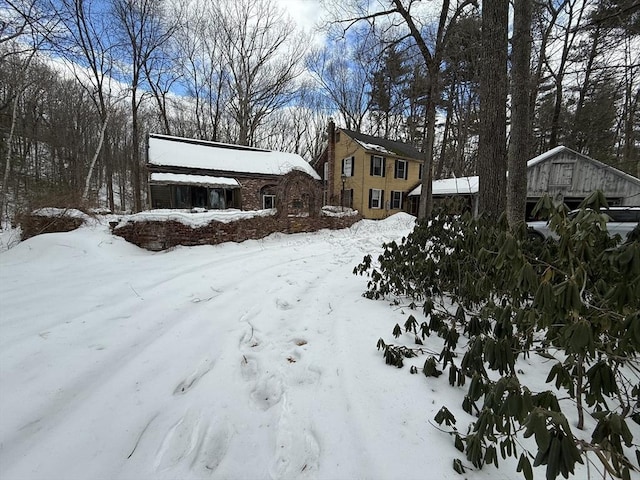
[341,129,424,160]
[409,176,479,196]
[526,145,570,168]
[149,173,239,188]
[148,134,320,180]
[527,145,640,185]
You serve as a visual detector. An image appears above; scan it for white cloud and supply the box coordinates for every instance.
[276,0,323,34]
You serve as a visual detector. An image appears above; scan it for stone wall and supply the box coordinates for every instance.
[237,178,277,210]
[19,210,88,240]
[113,213,362,251]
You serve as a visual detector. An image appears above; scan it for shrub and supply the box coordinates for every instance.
[354,192,640,480]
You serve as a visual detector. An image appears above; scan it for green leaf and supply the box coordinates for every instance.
[392,323,402,338]
[454,434,464,452]
[452,458,465,474]
[434,406,457,427]
[423,357,442,378]
[517,453,533,480]
[404,315,418,333]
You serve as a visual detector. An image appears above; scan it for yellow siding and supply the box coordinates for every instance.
[333,133,423,219]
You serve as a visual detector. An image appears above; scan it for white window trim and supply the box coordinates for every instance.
[263,194,276,209]
[371,188,383,209]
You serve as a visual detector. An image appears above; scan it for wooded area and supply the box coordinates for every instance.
[0,0,638,223]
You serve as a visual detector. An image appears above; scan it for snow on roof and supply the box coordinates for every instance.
[526,145,640,185]
[149,173,239,188]
[355,140,392,155]
[409,176,479,196]
[148,134,320,180]
[526,145,568,168]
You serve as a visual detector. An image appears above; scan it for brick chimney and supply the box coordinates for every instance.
[327,119,336,204]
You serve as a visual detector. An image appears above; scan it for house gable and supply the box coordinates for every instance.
[526,146,640,205]
[322,123,425,219]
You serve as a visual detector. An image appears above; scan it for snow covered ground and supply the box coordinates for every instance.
[0,214,601,480]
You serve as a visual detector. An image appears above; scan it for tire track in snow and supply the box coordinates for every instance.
[1,217,416,479]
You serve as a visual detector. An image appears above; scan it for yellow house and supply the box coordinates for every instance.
[319,122,425,219]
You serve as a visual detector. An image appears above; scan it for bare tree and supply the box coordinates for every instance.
[50,0,124,209]
[217,0,307,146]
[541,0,589,148]
[306,26,378,133]
[323,0,476,219]
[173,1,229,141]
[0,0,59,224]
[112,0,178,211]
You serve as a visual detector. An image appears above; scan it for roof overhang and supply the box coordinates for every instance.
[149,173,240,188]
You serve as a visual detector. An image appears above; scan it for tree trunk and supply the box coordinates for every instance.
[507,0,532,228]
[418,69,438,220]
[82,112,110,201]
[0,90,21,225]
[436,84,454,179]
[131,91,142,212]
[478,0,508,219]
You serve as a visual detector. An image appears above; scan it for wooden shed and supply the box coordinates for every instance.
[407,146,640,219]
[526,146,640,214]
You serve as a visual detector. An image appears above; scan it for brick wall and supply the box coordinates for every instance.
[113,213,362,251]
[237,178,277,210]
[19,214,86,240]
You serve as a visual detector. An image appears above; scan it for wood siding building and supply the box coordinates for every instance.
[408,146,640,218]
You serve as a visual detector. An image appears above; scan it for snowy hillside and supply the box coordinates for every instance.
[1,214,566,480]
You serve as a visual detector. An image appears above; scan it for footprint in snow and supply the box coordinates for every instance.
[250,373,284,410]
[239,323,261,349]
[173,357,215,395]
[155,409,202,472]
[275,298,293,311]
[191,422,232,474]
[241,354,259,381]
[270,420,320,479]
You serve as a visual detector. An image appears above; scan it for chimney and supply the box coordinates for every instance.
[327,119,336,204]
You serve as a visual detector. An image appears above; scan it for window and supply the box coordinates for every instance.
[150,185,171,208]
[192,187,208,208]
[394,160,408,180]
[391,191,403,209]
[550,162,574,186]
[263,194,276,209]
[369,189,384,209]
[175,186,191,208]
[370,156,385,177]
[209,189,226,209]
[342,156,355,177]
